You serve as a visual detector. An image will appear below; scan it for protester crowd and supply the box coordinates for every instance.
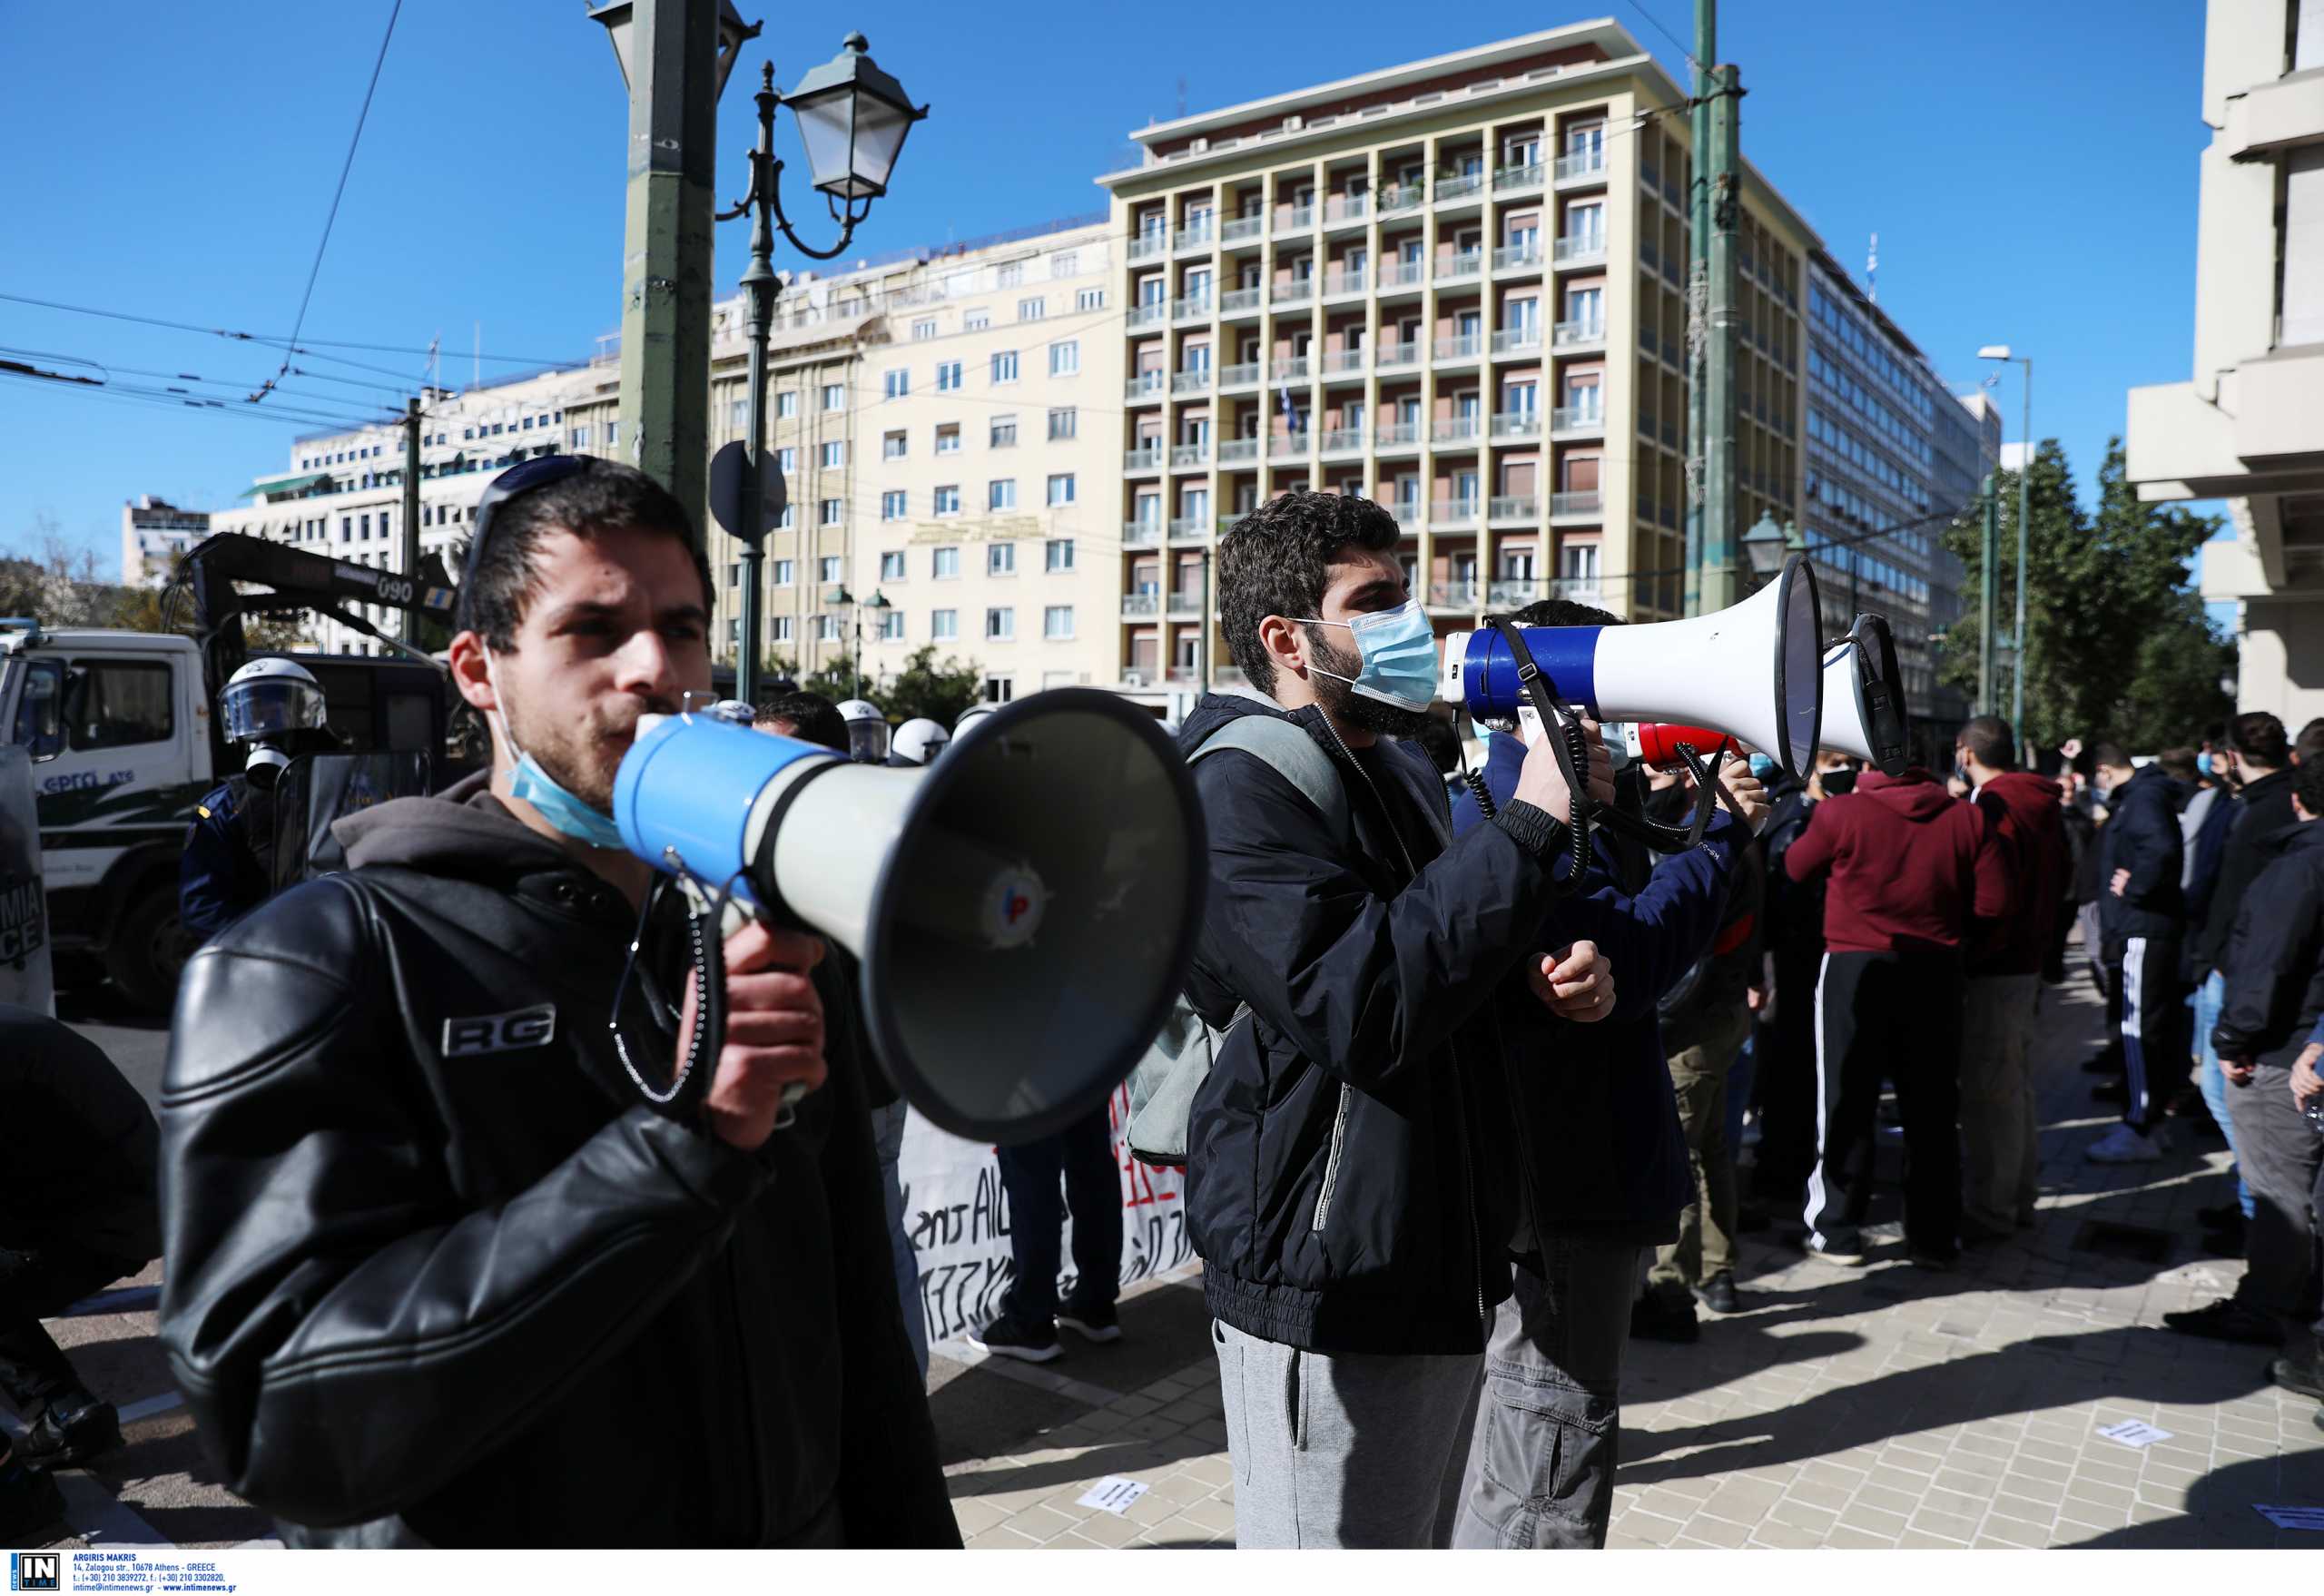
[5,475,2322,1552]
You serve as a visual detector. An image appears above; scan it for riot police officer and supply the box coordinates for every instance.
[836,698,889,764]
[179,658,330,942]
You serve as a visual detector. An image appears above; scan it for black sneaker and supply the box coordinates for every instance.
[2162,1299,2282,1346]
[2272,1354,2324,1402]
[1630,1294,1700,1343]
[19,1395,120,1473]
[0,1457,65,1546]
[969,1311,1062,1364]
[1908,1245,1960,1272]
[1694,1273,1742,1315]
[1057,1302,1122,1344]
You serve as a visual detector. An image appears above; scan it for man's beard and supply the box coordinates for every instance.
[1306,627,1436,742]
[505,692,675,813]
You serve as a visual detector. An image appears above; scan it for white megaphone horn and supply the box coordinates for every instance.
[1818,613,1912,776]
[611,689,1207,1144]
[1439,553,1826,779]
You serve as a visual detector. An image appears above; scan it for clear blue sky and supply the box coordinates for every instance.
[0,0,2216,575]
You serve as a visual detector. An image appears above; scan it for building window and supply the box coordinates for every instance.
[911,318,937,340]
[989,542,1016,575]
[936,425,960,455]
[819,498,842,526]
[878,611,905,642]
[776,504,793,528]
[359,514,370,539]
[932,546,960,578]
[986,606,1016,640]
[996,262,1024,289]
[822,383,844,410]
[820,440,845,468]
[1049,340,1079,377]
[880,550,907,581]
[820,555,843,584]
[815,615,840,642]
[931,608,959,640]
[988,479,1018,513]
[774,558,795,585]
[963,309,990,332]
[935,360,962,392]
[934,485,961,517]
[882,430,907,460]
[1046,473,1076,507]
[990,415,1018,448]
[571,424,591,447]
[881,490,907,520]
[1048,407,1078,441]
[1019,296,1047,321]
[777,447,798,473]
[990,350,1019,384]
[777,391,799,419]
[725,562,741,587]
[882,369,909,399]
[1052,250,1079,278]
[1045,537,1075,572]
[773,616,794,642]
[1044,605,1074,640]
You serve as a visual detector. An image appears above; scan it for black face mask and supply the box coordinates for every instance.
[1819,768,1857,798]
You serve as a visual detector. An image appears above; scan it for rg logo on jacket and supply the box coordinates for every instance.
[442,1004,557,1059]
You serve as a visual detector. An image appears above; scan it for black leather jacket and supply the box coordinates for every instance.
[155,776,955,1548]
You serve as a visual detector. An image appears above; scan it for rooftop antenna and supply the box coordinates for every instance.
[426,332,440,396]
[1866,232,1878,305]
[1177,76,1187,118]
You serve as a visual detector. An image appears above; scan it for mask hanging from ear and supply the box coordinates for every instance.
[486,653,627,852]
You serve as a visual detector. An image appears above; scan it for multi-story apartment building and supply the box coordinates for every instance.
[1098,21,1817,689]
[2129,0,2324,728]
[120,496,210,587]
[1800,254,1999,754]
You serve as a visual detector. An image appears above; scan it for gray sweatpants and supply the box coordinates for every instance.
[1212,1319,1482,1548]
[2224,1065,2324,1331]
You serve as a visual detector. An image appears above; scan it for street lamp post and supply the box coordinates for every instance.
[717,39,927,703]
[1977,345,2033,748]
[825,583,893,701]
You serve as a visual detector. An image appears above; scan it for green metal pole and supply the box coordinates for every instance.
[1979,471,2000,716]
[1682,0,1715,616]
[615,0,719,539]
[400,398,421,645]
[735,66,778,707]
[2011,359,2031,750]
[1699,63,1742,614]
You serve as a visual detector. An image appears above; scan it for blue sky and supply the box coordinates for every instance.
[1,0,2218,576]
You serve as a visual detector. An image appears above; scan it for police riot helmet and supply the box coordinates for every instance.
[891,717,950,765]
[954,703,1000,738]
[836,698,889,764]
[221,657,328,746]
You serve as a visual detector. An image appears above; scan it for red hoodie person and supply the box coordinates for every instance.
[1968,770,2069,976]
[1784,769,2014,955]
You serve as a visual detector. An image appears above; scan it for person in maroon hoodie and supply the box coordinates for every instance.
[1784,763,2014,1265]
[1955,716,2070,1242]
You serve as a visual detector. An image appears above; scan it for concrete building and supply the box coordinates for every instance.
[120,496,210,587]
[2128,0,2324,728]
[1801,256,1999,754]
[1097,21,1821,689]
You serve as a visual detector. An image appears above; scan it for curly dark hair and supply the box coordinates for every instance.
[1509,596,1621,629]
[2229,710,2289,769]
[452,458,713,653]
[755,690,846,754]
[1216,491,1402,696]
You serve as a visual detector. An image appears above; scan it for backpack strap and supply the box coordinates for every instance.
[1188,716,1354,854]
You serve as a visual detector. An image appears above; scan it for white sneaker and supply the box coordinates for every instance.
[2086,1124,2166,1164]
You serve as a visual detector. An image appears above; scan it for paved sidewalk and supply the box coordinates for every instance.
[938,966,2324,1550]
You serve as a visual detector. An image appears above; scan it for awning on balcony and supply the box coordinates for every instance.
[239,471,334,500]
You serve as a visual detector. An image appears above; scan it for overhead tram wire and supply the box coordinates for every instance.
[0,346,407,426]
[0,291,583,372]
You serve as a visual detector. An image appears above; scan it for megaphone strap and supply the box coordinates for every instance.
[608,872,730,1116]
[1483,617,1594,890]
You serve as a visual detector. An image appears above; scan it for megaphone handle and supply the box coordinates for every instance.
[1486,618,1593,889]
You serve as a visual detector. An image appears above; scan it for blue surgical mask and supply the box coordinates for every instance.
[1296,600,1439,713]
[2197,751,2214,777]
[1748,752,1777,782]
[487,655,628,852]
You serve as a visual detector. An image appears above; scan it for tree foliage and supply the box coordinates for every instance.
[1939,438,2231,752]
[762,644,985,725]
[2,528,311,651]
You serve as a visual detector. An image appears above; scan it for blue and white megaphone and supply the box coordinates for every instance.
[611,688,1206,1144]
[1818,613,1911,777]
[1439,552,1827,779]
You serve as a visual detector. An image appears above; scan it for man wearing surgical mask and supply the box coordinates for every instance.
[1177,491,1615,1548]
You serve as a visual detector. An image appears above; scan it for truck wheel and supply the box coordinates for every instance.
[104,886,196,1017]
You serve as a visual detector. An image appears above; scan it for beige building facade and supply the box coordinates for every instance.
[2127,0,2324,728]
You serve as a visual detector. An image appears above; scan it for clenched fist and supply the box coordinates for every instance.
[680,918,829,1150]
[1530,940,1615,1024]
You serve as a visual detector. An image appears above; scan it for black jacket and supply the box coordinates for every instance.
[0,1005,160,1265]
[2211,821,2324,1070]
[2193,767,2299,980]
[2100,764,2185,942]
[1177,694,1569,1355]
[155,776,953,1548]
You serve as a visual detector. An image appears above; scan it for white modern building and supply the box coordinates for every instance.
[2127,0,2324,727]
[120,496,210,587]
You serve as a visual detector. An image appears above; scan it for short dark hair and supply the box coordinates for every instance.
[2228,710,2289,768]
[2156,746,2200,783]
[757,689,845,754]
[2093,742,2132,772]
[1508,596,1623,629]
[2296,758,2324,819]
[1217,491,1402,696]
[1957,714,2016,772]
[2202,720,2227,749]
[453,459,712,652]
[2296,717,2324,767]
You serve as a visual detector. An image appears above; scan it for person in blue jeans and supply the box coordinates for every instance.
[970,1108,1124,1363]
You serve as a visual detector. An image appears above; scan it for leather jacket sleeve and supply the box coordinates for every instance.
[157,876,779,1528]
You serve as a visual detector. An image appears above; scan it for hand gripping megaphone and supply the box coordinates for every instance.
[1439,552,1826,779]
[611,688,1206,1144]
[1818,613,1911,777]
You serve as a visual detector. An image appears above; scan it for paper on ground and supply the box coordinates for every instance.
[1076,1476,1149,1515]
[2096,1419,2173,1449]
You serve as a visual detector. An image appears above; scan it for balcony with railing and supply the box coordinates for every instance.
[1489,495,1539,523]
[1551,405,1604,437]
[1494,160,1547,195]
[1170,442,1210,468]
[1390,499,1423,528]
[1378,182,1425,216]
[1433,333,1483,362]
[1375,341,1422,371]
[1271,356,1312,383]
[1172,295,1213,323]
[1128,300,1169,330]
[1492,242,1543,273]
[1551,490,1603,518]
[1271,277,1315,306]
[1220,286,1263,315]
[1167,517,1209,541]
[1491,410,1541,440]
[1218,437,1261,464]
[1427,579,1481,609]
[1554,577,1604,604]
[1553,233,1607,266]
[1322,268,1368,299]
[1122,590,1161,616]
[1276,204,1316,232]
[1556,148,1609,183]
[1376,259,1424,291]
[1173,222,1215,254]
[1324,193,1371,227]
[1320,349,1365,377]
[1553,319,1607,350]
[1124,371,1166,401]
[1221,214,1264,245]
[1438,250,1482,283]
[1320,428,1365,455]
[1167,592,1206,616]
[1375,422,1421,449]
[1433,417,1482,446]
[1434,172,1485,204]
[1488,577,1539,606]
[1431,498,1481,526]
[1491,327,1543,357]
[1128,232,1167,262]
[1124,443,1164,472]
[1219,360,1261,389]
[1121,520,1161,548]
[1268,430,1312,458]
[1172,367,1212,396]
